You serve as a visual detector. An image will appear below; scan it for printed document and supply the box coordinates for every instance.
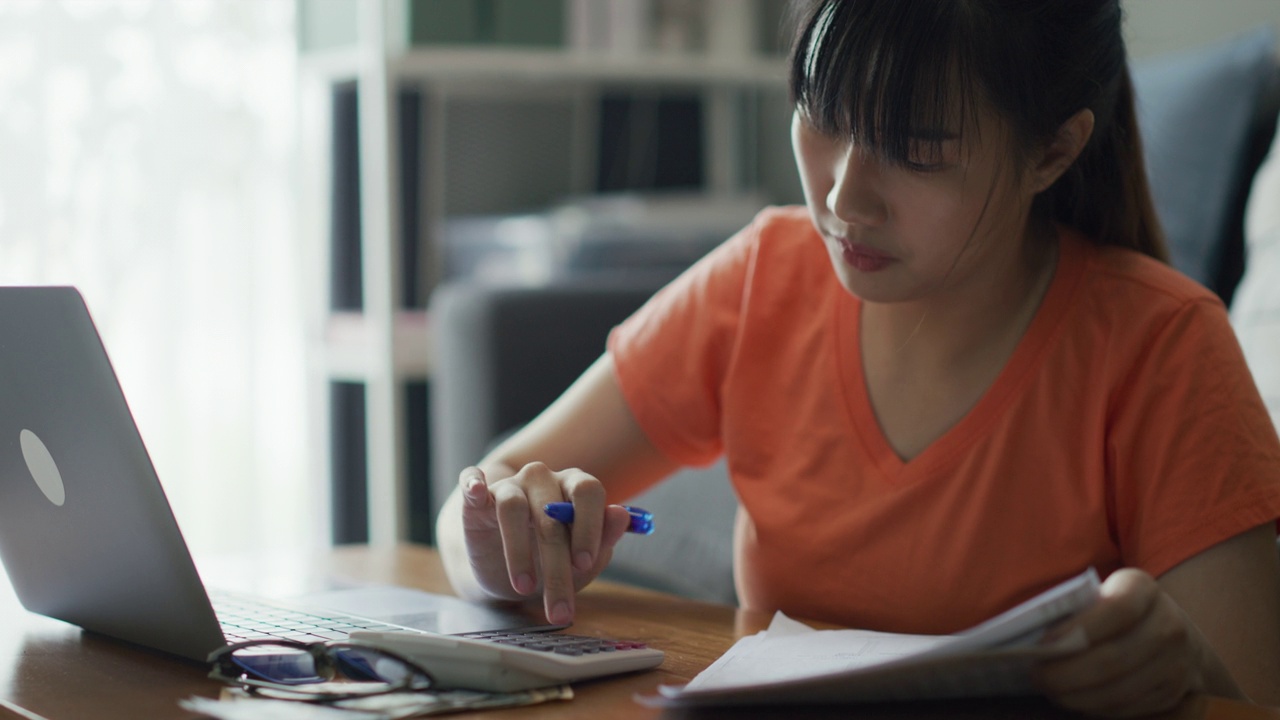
[642,568,1099,707]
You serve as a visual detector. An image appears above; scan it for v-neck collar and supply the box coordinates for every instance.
[835,226,1089,482]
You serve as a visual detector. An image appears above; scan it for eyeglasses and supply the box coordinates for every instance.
[208,639,436,701]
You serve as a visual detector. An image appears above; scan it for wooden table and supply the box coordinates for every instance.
[0,544,1275,720]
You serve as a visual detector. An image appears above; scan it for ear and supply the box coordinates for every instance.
[1029,109,1095,193]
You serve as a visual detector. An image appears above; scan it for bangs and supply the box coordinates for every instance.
[789,0,983,163]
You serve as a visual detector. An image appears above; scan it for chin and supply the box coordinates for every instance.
[829,261,888,300]
[833,268,936,306]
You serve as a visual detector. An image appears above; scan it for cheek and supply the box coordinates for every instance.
[794,149,832,207]
[886,177,969,228]
[791,128,839,208]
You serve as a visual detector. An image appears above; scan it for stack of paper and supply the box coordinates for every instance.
[642,568,1100,708]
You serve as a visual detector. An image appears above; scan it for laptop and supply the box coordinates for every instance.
[0,286,543,662]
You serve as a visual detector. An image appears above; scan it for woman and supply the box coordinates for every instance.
[437,1,1280,715]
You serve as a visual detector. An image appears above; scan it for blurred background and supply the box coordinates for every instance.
[0,0,1277,559]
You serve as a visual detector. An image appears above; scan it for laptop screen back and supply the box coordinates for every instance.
[0,287,226,660]
[0,287,551,663]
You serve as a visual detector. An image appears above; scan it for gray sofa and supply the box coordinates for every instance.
[428,27,1280,604]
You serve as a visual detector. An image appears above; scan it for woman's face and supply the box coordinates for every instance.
[792,104,1043,305]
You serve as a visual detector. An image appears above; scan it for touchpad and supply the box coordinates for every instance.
[293,586,545,634]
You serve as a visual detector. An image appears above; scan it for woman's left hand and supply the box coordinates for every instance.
[1032,568,1231,717]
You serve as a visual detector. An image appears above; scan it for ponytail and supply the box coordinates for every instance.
[1041,69,1168,261]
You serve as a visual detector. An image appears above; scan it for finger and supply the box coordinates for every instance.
[491,479,538,596]
[1052,659,1190,718]
[560,470,606,572]
[458,467,495,530]
[1037,605,1167,697]
[517,464,576,626]
[601,504,632,550]
[1038,617,1159,695]
[1035,585,1199,714]
[1095,676,1190,718]
[1049,569,1158,649]
[569,505,633,592]
[459,466,488,506]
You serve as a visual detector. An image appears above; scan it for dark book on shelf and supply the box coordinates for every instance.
[405,380,433,544]
[330,381,368,545]
[597,91,705,192]
[408,0,563,47]
[330,80,363,312]
[399,88,428,309]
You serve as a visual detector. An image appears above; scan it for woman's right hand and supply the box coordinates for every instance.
[457,463,633,626]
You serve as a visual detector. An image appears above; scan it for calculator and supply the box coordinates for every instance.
[350,627,665,692]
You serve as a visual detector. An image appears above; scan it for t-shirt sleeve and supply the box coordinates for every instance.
[607,212,765,467]
[1109,297,1280,577]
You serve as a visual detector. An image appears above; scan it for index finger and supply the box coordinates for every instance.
[520,469,576,626]
[501,458,578,622]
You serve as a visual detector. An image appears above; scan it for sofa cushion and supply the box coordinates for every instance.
[1231,108,1280,430]
[1133,27,1276,299]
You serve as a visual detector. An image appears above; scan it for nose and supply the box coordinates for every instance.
[828,147,888,226]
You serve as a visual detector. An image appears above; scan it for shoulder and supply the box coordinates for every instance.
[1070,230,1229,339]
[1061,231,1261,425]
[664,205,829,311]
[1050,229,1249,408]
[614,206,824,335]
[1083,236,1223,313]
[731,205,830,286]
[748,205,824,257]
[752,204,821,238]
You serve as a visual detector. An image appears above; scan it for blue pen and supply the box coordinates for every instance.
[543,502,655,535]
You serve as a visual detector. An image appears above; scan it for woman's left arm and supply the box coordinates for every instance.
[1034,523,1280,717]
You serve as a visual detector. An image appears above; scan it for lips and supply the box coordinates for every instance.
[836,237,895,273]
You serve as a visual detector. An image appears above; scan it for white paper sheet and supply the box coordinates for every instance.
[641,568,1099,708]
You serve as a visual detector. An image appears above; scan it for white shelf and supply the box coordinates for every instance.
[320,311,432,381]
[394,47,786,86]
[300,0,785,548]
[300,46,787,87]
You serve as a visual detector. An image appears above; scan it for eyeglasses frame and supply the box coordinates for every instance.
[207,637,437,701]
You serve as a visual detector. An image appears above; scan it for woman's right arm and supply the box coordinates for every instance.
[435,352,680,625]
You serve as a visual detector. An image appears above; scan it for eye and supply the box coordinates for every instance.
[903,159,948,173]
[901,138,956,173]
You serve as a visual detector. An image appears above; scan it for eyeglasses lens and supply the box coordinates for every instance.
[230,645,323,685]
[332,646,419,684]
[227,643,431,692]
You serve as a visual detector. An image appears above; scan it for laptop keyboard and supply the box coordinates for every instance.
[212,592,406,644]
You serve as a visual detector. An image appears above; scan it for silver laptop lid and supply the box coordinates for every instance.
[0,286,225,661]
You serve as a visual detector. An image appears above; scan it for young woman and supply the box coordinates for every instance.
[436,1,1280,715]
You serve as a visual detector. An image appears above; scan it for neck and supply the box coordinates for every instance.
[862,222,1060,372]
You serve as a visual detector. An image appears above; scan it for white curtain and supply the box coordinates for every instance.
[0,0,315,556]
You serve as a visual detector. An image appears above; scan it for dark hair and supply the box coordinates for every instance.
[788,0,1167,262]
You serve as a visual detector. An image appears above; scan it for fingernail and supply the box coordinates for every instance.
[514,573,534,594]
[550,601,572,625]
[574,551,593,571]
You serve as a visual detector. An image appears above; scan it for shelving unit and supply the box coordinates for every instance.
[296,0,795,548]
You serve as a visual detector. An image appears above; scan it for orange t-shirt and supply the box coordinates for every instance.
[608,205,1280,635]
